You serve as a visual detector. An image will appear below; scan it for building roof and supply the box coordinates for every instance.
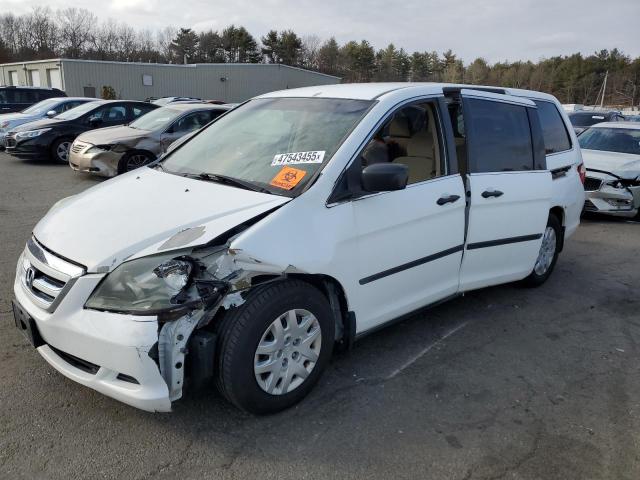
[0,58,341,80]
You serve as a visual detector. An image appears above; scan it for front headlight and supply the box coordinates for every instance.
[86,144,113,154]
[16,128,51,139]
[85,254,194,314]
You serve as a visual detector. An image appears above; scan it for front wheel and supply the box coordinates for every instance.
[51,138,72,163]
[215,279,335,414]
[118,151,154,174]
[522,214,561,287]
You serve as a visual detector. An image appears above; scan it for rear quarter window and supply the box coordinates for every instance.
[533,100,572,154]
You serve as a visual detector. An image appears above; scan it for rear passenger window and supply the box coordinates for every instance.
[466,99,533,172]
[533,100,571,154]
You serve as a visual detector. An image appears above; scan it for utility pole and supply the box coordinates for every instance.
[600,70,608,108]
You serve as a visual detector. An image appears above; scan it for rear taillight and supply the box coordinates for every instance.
[577,162,586,184]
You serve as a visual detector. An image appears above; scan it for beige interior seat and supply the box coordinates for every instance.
[393,107,438,184]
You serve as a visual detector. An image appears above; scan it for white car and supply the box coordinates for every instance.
[579,122,640,217]
[12,83,585,414]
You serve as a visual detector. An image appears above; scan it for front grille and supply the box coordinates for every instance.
[71,141,89,154]
[584,199,598,211]
[19,237,85,312]
[49,345,100,374]
[584,177,603,192]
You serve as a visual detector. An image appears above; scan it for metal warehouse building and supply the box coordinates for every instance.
[0,59,341,102]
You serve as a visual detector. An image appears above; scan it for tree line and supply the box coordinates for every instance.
[1,7,638,107]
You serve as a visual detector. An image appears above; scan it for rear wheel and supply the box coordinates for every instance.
[522,214,561,287]
[215,279,334,414]
[51,138,72,163]
[118,151,154,174]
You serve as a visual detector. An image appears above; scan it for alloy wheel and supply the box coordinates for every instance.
[57,141,71,162]
[126,154,150,171]
[254,309,322,395]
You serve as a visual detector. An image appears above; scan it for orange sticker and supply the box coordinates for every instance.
[270,166,307,190]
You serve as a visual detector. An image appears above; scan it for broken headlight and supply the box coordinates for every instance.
[85,254,195,314]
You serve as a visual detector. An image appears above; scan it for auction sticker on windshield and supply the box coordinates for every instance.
[271,151,325,166]
[270,167,307,190]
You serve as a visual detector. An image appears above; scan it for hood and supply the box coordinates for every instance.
[77,125,147,146]
[582,149,640,179]
[12,117,64,132]
[0,112,38,127]
[33,167,291,272]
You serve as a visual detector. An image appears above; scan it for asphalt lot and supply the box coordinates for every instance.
[1,152,639,480]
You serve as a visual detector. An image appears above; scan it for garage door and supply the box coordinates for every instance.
[47,68,62,90]
[29,70,41,87]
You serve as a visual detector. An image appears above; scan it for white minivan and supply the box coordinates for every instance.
[13,83,585,414]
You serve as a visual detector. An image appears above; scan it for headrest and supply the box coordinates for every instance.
[389,116,411,138]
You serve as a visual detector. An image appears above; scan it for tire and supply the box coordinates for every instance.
[51,137,72,163]
[215,279,335,414]
[522,214,562,287]
[117,150,154,174]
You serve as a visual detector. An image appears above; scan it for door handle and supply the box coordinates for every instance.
[437,194,461,206]
[481,189,504,198]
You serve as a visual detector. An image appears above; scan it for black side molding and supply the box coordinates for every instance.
[359,244,464,285]
[466,234,542,250]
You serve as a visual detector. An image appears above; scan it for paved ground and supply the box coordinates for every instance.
[1,153,639,480]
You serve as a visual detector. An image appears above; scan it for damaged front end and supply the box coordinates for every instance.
[584,170,640,217]
[84,240,285,405]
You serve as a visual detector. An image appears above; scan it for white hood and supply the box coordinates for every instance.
[582,149,640,179]
[0,112,39,129]
[33,168,290,272]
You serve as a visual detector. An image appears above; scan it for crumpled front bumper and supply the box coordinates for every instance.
[69,149,122,178]
[14,267,172,412]
[584,171,640,217]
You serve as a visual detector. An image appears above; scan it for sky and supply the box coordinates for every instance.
[4,0,640,64]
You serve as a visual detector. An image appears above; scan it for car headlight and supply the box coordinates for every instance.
[16,128,51,139]
[85,254,194,314]
[85,144,112,154]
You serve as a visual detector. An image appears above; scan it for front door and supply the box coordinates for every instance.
[351,99,466,332]
[457,90,552,291]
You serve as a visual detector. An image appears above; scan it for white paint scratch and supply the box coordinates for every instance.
[385,321,469,380]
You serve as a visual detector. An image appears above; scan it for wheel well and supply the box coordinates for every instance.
[250,273,353,350]
[549,206,566,252]
[125,149,156,160]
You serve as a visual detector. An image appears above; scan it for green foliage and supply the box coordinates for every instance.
[170,28,199,62]
[101,85,116,100]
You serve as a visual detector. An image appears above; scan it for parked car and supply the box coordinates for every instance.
[0,86,67,114]
[152,96,202,106]
[624,115,640,123]
[568,110,625,135]
[4,100,158,163]
[69,103,232,177]
[579,122,640,217]
[0,97,93,148]
[12,83,584,414]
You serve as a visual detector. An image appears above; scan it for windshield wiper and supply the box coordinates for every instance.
[186,172,272,194]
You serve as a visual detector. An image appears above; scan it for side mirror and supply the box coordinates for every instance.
[46,110,57,118]
[361,163,408,192]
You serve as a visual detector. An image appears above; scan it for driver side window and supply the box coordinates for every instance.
[361,101,445,184]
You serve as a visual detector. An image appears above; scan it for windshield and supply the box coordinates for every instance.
[22,98,60,115]
[161,97,373,195]
[569,112,610,127]
[130,107,182,130]
[579,127,640,155]
[56,101,102,120]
